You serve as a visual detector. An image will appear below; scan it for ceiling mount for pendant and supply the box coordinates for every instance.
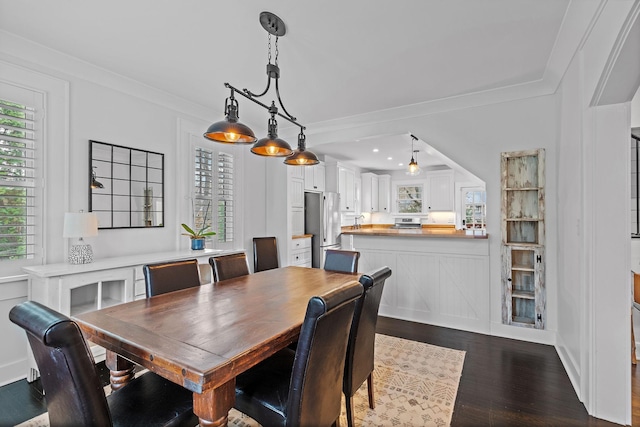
[204,11,318,164]
[260,12,286,37]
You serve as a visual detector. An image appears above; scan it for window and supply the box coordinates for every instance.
[0,98,36,261]
[397,184,423,213]
[463,189,486,229]
[194,147,234,244]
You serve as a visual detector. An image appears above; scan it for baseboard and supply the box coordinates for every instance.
[0,359,27,387]
[555,335,582,403]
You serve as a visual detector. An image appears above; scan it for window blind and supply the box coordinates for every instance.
[217,151,233,242]
[0,98,36,260]
[194,147,234,243]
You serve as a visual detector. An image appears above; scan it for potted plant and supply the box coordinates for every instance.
[182,200,216,250]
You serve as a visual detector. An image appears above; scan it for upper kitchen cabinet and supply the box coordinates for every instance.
[304,163,325,192]
[326,162,356,212]
[426,170,454,211]
[378,174,391,213]
[361,172,379,213]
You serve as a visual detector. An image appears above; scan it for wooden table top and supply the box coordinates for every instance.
[74,266,360,394]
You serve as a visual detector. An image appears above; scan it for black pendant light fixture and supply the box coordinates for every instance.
[204,11,318,164]
[407,134,422,176]
[284,131,320,165]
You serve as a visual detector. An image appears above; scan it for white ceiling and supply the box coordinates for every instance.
[0,0,596,171]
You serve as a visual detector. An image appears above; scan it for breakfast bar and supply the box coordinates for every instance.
[342,224,491,335]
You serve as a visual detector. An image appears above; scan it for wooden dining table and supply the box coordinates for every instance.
[73,266,360,427]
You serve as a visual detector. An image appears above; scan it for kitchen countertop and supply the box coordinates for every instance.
[341,225,488,239]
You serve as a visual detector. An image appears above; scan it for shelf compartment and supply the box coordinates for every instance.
[506,155,539,188]
[506,190,539,219]
[512,297,535,324]
[512,269,535,294]
[506,221,539,244]
[511,249,534,270]
[70,283,99,316]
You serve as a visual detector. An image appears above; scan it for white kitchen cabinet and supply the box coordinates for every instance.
[304,163,325,192]
[290,177,304,208]
[426,170,454,211]
[291,208,304,236]
[290,236,311,267]
[325,162,356,212]
[361,172,379,212]
[378,174,391,213]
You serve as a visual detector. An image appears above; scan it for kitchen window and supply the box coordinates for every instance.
[397,184,423,213]
[463,189,486,229]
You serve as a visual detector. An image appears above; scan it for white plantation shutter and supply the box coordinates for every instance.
[0,98,36,261]
[216,152,233,242]
[194,147,234,244]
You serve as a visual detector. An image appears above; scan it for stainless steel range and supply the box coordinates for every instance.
[392,217,422,229]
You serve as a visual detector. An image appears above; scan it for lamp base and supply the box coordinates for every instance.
[68,244,94,264]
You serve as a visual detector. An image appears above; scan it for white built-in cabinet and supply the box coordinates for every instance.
[500,149,545,329]
[360,172,390,213]
[304,163,325,192]
[23,249,235,381]
[289,167,305,236]
[426,170,454,211]
[361,173,379,213]
[290,236,312,267]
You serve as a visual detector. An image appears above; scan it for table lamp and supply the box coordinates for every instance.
[63,211,98,264]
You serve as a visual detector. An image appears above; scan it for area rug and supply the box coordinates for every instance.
[17,334,465,427]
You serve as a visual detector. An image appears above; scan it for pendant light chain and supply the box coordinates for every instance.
[274,36,279,67]
[267,33,272,65]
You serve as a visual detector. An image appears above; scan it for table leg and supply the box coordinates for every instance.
[193,379,235,427]
[105,350,135,391]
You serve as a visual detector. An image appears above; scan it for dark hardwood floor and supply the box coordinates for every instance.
[376,317,622,427]
[0,317,631,426]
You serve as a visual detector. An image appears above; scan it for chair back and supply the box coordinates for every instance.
[286,280,363,426]
[253,237,279,272]
[209,252,250,282]
[344,266,392,397]
[143,259,201,297]
[9,301,112,426]
[324,249,360,273]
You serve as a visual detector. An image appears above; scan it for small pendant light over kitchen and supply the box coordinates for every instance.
[407,134,422,176]
[204,11,318,164]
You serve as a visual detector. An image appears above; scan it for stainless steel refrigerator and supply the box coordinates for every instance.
[304,192,341,268]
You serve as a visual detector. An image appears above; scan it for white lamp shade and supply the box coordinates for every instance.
[63,212,99,238]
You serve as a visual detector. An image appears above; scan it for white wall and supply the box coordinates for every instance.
[0,33,268,386]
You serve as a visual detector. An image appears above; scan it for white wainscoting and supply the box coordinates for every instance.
[0,277,29,386]
[353,235,491,334]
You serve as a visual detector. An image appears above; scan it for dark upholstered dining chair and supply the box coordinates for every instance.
[234,281,364,427]
[253,236,279,272]
[343,266,392,427]
[324,249,360,273]
[209,252,250,282]
[143,258,201,297]
[9,300,198,427]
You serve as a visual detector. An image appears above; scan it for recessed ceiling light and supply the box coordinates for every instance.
[398,163,403,166]
[387,157,392,160]
[373,148,379,153]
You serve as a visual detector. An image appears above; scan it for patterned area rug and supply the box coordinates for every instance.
[18,334,465,427]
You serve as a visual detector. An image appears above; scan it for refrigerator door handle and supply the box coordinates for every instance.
[322,196,327,243]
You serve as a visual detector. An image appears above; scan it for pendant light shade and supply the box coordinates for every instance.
[284,132,319,165]
[204,95,256,144]
[251,114,293,157]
